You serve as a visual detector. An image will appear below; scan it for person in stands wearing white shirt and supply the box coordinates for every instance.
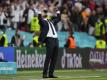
[11,5,20,29]
[0,5,7,30]
[27,3,35,31]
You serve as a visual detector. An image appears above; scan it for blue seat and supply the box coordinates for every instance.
[58,32,69,47]
[73,32,96,48]
[6,29,33,46]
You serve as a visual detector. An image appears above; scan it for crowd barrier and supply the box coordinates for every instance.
[0,47,107,71]
[6,29,96,48]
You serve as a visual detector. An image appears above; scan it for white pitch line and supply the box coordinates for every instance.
[30,79,52,80]
[19,70,89,73]
[30,75,101,80]
[59,75,101,79]
[18,69,107,74]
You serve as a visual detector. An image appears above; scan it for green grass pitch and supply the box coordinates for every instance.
[0,69,107,80]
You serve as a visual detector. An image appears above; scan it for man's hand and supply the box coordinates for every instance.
[56,10,60,14]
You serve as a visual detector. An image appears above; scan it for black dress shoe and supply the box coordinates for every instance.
[49,75,58,78]
[43,74,48,78]
[43,76,48,78]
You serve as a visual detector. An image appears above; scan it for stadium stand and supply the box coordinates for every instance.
[0,0,107,48]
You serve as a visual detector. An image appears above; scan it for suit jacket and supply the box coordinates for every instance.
[38,13,61,43]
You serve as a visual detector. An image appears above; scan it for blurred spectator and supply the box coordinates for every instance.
[57,13,71,32]
[70,2,83,32]
[104,1,107,17]
[103,0,107,43]
[104,16,107,44]
[27,3,35,31]
[82,0,90,8]
[81,8,91,32]
[11,5,20,29]
[22,3,29,31]
[96,38,106,49]
[89,0,96,11]
[94,6,106,39]
[94,20,105,39]
[94,0,104,6]
[0,5,8,30]
[18,5,25,29]
[5,4,13,29]
[82,0,96,11]
[30,14,40,33]
[32,32,40,47]
[88,10,97,35]
[64,33,76,48]
[11,29,24,47]
[32,32,45,47]
[0,29,8,47]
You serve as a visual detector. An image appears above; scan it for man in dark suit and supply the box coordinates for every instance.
[38,9,60,78]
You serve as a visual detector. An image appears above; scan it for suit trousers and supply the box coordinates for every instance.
[43,37,59,75]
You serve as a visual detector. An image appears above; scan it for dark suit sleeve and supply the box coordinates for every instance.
[52,13,61,24]
[38,14,49,43]
[38,14,43,26]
